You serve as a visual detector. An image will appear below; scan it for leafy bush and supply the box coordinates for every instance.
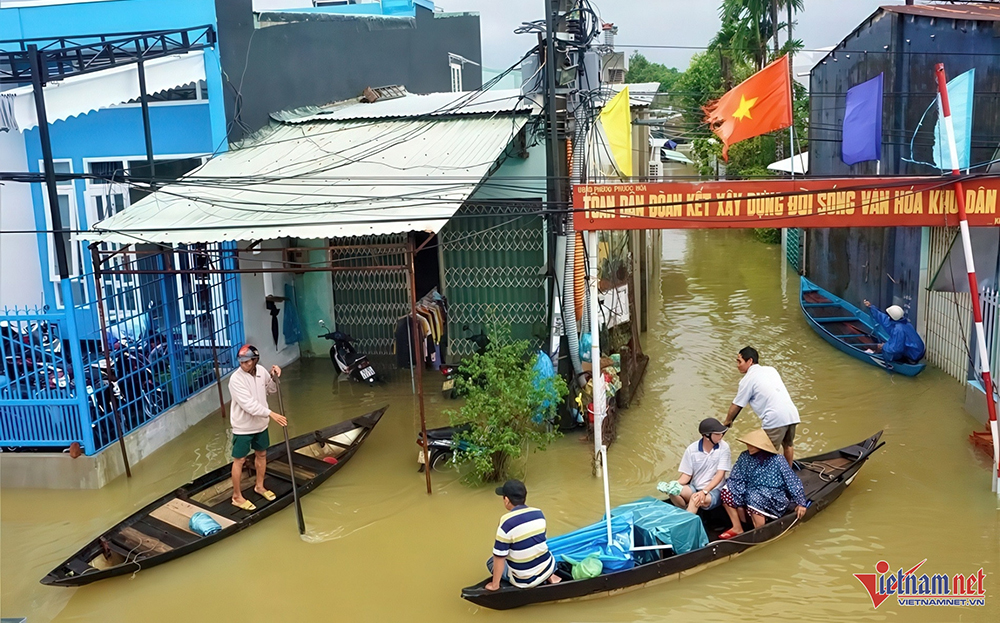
[448,329,567,483]
[752,228,781,244]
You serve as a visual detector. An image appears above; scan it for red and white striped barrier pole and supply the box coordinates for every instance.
[934,63,999,495]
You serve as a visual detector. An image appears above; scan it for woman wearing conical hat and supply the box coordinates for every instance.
[718,429,808,540]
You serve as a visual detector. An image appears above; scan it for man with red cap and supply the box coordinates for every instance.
[228,344,285,511]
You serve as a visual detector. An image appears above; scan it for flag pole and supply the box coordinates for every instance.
[934,63,999,497]
[587,230,613,545]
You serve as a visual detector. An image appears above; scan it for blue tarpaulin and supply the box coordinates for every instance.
[547,512,635,572]
[547,498,711,574]
[611,497,709,563]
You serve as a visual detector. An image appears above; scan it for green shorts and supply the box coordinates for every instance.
[232,430,269,458]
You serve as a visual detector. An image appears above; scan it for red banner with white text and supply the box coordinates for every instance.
[573,177,1000,230]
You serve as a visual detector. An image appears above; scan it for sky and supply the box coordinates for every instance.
[439,0,889,72]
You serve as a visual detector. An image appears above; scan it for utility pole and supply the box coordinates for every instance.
[28,44,70,280]
[544,0,566,224]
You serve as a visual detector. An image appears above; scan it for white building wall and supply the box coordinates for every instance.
[0,129,44,309]
[238,241,301,366]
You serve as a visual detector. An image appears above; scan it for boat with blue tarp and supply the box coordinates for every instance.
[461,432,884,609]
[799,276,925,376]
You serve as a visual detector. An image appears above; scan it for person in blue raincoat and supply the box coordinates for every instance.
[862,301,926,364]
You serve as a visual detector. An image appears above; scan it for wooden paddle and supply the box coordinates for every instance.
[273,373,306,535]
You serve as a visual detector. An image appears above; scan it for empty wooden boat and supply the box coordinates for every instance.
[41,406,386,587]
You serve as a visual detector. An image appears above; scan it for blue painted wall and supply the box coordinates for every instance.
[273,1,435,17]
[1,0,217,40]
[3,0,228,309]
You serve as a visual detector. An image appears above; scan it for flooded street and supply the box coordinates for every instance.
[3,229,998,622]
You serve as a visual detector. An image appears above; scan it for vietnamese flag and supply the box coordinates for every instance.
[705,55,793,159]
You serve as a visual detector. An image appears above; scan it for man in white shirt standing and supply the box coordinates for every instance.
[667,418,732,514]
[228,344,286,511]
[723,346,800,467]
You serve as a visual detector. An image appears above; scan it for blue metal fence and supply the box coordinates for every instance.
[0,244,243,454]
[0,281,92,452]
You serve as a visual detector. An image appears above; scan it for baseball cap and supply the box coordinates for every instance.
[699,418,729,436]
[237,344,260,362]
[495,479,527,500]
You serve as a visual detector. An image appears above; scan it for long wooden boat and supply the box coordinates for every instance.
[41,406,387,587]
[800,276,925,376]
[461,431,884,610]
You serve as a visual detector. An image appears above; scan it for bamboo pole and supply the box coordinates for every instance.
[409,234,432,495]
[89,244,132,478]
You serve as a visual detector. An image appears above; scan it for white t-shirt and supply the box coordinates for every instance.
[732,363,801,429]
[678,439,732,491]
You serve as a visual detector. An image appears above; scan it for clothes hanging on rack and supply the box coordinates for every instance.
[393,288,449,369]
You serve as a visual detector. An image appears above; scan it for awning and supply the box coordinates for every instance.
[767,152,809,174]
[6,51,206,131]
[931,228,1000,292]
[86,113,529,245]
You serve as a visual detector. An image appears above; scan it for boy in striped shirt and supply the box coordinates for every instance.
[486,480,562,590]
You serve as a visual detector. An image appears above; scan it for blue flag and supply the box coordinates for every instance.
[842,73,883,165]
[933,68,974,171]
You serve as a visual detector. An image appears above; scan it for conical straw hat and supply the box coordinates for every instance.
[735,429,778,455]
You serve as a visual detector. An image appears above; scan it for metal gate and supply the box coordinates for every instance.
[329,235,409,372]
[924,226,973,383]
[785,227,804,273]
[440,202,548,358]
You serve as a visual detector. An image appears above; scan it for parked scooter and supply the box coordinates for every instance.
[318,320,377,385]
[416,423,472,472]
[441,326,490,399]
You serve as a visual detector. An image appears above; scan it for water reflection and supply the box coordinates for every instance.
[2,229,997,622]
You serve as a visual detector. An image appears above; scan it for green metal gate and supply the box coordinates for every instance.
[440,203,548,358]
[785,227,804,274]
[329,235,409,370]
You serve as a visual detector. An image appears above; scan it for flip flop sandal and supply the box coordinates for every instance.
[232,499,257,511]
[718,529,741,540]
[256,489,277,501]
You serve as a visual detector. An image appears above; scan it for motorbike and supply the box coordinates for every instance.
[416,423,472,472]
[441,326,490,399]
[318,320,377,385]
[87,334,168,428]
[0,320,71,398]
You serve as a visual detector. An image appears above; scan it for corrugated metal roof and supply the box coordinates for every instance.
[882,3,1000,21]
[610,82,660,107]
[283,88,537,124]
[87,115,529,245]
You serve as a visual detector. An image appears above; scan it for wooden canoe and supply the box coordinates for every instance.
[41,406,386,587]
[461,431,884,610]
[800,277,925,376]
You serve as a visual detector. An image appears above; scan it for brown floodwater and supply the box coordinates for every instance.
[2,229,998,622]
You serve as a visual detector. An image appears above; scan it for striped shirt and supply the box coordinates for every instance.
[493,505,555,588]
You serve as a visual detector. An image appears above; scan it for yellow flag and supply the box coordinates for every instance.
[599,86,632,178]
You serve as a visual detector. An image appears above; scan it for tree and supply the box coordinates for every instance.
[448,329,567,483]
[625,52,682,93]
[720,0,803,71]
